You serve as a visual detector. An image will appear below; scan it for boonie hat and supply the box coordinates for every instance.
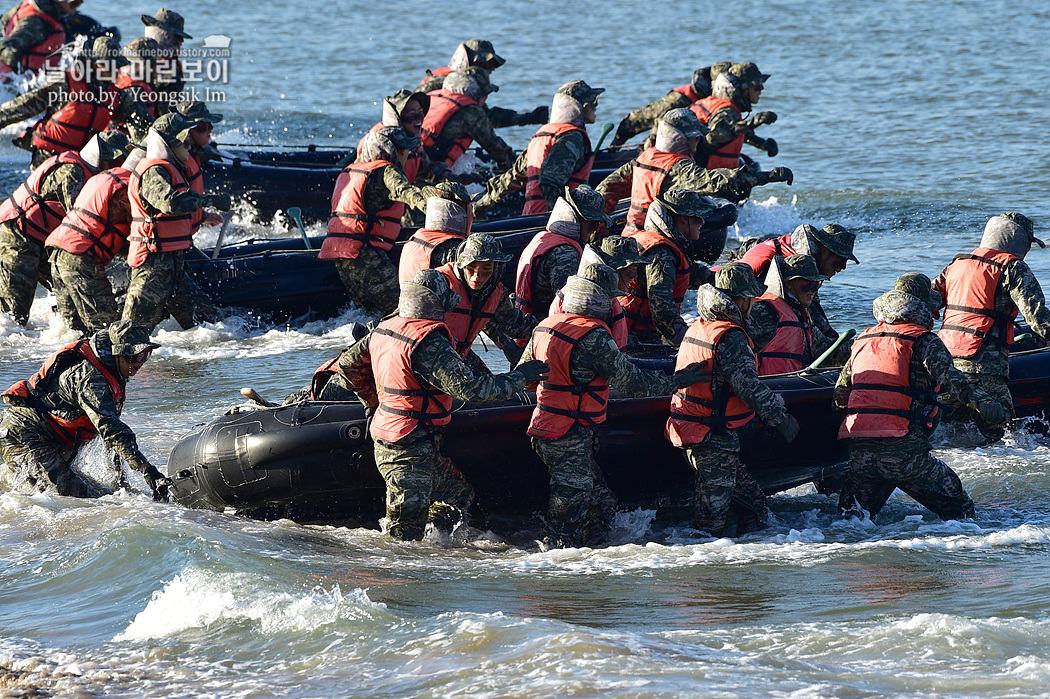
[176,100,223,125]
[782,254,830,283]
[557,79,605,105]
[463,39,505,68]
[715,262,767,299]
[108,319,160,356]
[141,8,192,39]
[87,36,129,68]
[812,223,860,263]
[661,108,707,139]
[456,233,513,265]
[599,235,650,269]
[894,272,942,311]
[729,61,770,88]
[1001,211,1044,248]
[564,185,612,225]
[151,112,193,149]
[89,130,132,162]
[577,263,626,298]
[657,188,716,219]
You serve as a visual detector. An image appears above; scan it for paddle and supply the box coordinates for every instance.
[804,328,856,371]
[287,207,313,250]
[211,213,232,259]
[594,122,614,151]
[240,387,274,408]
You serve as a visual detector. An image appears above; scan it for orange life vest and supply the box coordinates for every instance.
[318,159,405,261]
[369,315,456,442]
[665,319,755,446]
[2,339,124,447]
[550,292,628,350]
[691,96,745,169]
[626,148,691,228]
[397,228,467,284]
[514,229,583,316]
[359,122,422,183]
[754,293,813,375]
[127,157,196,266]
[739,234,795,280]
[0,150,91,243]
[418,65,452,87]
[527,313,612,439]
[938,247,1020,358]
[0,0,64,73]
[31,73,118,154]
[184,151,205,232]
[438,262,503,358]
[420,89,478,167]
[839,322,939,439]
[620,229,690,336]
[671,83,701,103]
[45,167,131,264]
[113,73,158,118]
[522,122,594,215]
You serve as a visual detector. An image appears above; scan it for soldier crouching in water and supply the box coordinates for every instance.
[0,320,170,500]
[337,269,549,540]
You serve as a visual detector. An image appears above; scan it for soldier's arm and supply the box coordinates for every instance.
[459,105,515,170]
[595,159,634,213]
[139,165,206,213]
[748,300,779,352]
[336,334,378,412]
[645,247,689,344]
[485,104,524,130]
[0,80,62,128]
[0,15,52,69]
[578,327,677,397]
[1004,259,1050,341]
[611,91,690,146]
[380,164,427,212]
[917,333,993,406]
[474,150,526,209]
[833,357,853,410]
[412,331,528,403]
[61,363,151,467]
[704,106,749,150]
[716,328,788,425]
[489,291,537,340]
[41,163,87,212]
[537,131,590,209]
[541,245,583,301]
[669,159,761,201]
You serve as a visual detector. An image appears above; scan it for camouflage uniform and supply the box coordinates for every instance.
[748,254,828,364]
[835,290,998,519]
[0,0,63,71]
[0,321,162,498]
[932,214,1050,439]
[429,69,515,171]
[677,272,794,536]
[50,248,122,333]
[520,268,683,547]
[338,271,537,540]
[0,160,89,325]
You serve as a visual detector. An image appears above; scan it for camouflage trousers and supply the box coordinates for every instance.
[838,433,975,520]
[122,250,219,334]
[531,424,619,548]
[0,223,51,325]
[941,373,1014,442]
[50,248,120,334]
[372,427,474,540]
[681,443,769,537]
[334,246,400,315]
[0,408,106,498]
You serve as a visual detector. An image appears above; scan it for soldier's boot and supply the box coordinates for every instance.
[428,501,465,536]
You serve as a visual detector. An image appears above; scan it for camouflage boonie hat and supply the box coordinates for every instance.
[123,37,162,62]
[710,61,732,80]
[376,125,420,152]
[577,263,625,297]
[782,254,830,282]
[141,8,192,39]
[812,223,859,263]
[895,272,941,311]
[151,112,193,148]
[87,36,129,68]
[729,61,770,88]
[1001,211,1044,248]
[657,188,716,219]
[456,233,512,265]
[661,108,707,139]
[557,80,605,105]
[424,181,472,205]
[463,39,505,68]
[177,100,223,125]
[715,262,767,299]
[464,66,498,95]
[91,130,132,161]
[108,319,160,356]
[599,235,649,269]
[564,185,612,225]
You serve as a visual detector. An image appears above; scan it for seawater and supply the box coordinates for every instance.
[2,0,1050,696]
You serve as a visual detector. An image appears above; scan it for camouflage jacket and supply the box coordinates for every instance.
[484,286,537,341]
[749,293,814,360]
[138,159,207,215]
[702,104,764,152]
[338,323,530,414]
[440,104,515,170]
[638,245,691,344]
[363,163,428,215]
[0,0,60,69]
[1,160,89,239]
[0,72,156,136]
[611,90,694,147]
[529,243,581,318]
[475,129,590,211]
[596,156,761,208]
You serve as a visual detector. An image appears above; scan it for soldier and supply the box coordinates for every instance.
[595,108,791,224]
[836,284,1006,520]
[122,112,230,333]
[522,263,706,547]
[0,319,170,501]
[113,37,164,125]
[609,62,732,148]
[358,89,457,187]
[397,182,473,284]
[514,185,610,322]
[0,129,129,326]
[666,263,800,536]
[140,8,191,113]
[750,254,829,375]
[437,233,537,370]
[318,125,427,315]
[933,212,1050,441]
[693,62,779,168]
[0,0,72,75]
[45,144,139,333]
[418,39,547,128]
[175,100,223,233]
[337,268,549,540]
[622,188,715,346]
[474,79,604,215]
[420,67,515,172]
